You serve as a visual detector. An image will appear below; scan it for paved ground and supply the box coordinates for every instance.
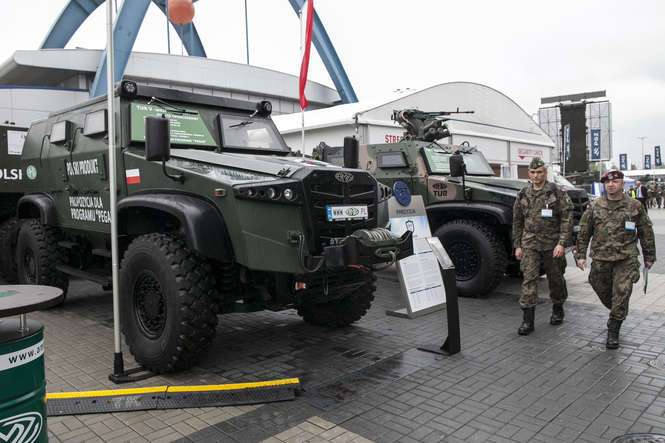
[5,209,665,442]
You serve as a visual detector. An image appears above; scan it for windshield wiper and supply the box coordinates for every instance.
[147,96,197,114]
[229,120,254,128]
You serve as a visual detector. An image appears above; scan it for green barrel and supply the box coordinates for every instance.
[0,318,47,443]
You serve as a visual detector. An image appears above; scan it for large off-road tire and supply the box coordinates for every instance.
[434,220,507,297]
[15,219,69,298]
[120,233,219,373]
[296,269,376,328]
[0,218,19,283]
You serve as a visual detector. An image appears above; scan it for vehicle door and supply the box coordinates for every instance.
[48,105,111,233]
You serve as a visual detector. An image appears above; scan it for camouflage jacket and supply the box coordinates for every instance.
[512,181,573,251]
[576,195,656,262]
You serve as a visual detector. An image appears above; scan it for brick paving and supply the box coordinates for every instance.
[3,210,665,442]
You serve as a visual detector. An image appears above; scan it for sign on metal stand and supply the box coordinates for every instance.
[385,189,446,319]
[417,237,461,356]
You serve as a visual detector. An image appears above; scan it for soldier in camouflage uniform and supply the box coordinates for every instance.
[513,157,573,335]
[576,170,656,349]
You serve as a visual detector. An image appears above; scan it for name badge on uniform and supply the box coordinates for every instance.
[541,209,553,218]
[625,221,636,231]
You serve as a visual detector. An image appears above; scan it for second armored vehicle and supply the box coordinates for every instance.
[318,109,589,297]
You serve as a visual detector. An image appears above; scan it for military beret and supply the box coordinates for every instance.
[529,157,545,169]
[601,170,624,182]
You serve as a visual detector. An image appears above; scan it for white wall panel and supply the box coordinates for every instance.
[282,125,357,154]
[0,89,88,127]
[510,141,551,164]
[450,134,508,163]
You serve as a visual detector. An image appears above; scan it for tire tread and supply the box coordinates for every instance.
[435,219,507,297]
[121,233,219,373]
[297,270,377,327]
[16,219,68,296]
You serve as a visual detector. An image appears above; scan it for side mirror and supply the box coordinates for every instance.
[343,136,359,169]
[449,153,465,177]
[145,115,170,161]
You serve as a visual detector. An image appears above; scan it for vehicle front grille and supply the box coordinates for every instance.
[300,170,378,252]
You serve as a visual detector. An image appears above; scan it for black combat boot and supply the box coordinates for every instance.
[550,304,564,325]
[518,307,535,335]
[606,318,622,349]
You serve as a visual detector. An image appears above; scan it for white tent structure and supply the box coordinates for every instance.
[0,49,339,127]
[623,169,665,177]
[274,82,556,179]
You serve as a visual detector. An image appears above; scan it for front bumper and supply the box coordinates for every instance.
[322,229,413,269]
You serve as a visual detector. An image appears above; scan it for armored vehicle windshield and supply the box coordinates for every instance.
[422,147,495,176]
[220,115,285,151]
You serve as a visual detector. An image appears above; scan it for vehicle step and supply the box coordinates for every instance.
[91,248,111,258]
[56,264,111,286]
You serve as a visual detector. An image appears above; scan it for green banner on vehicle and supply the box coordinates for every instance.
[130,103,216,147]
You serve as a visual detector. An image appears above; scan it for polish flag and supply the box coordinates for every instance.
[126,169,140,185]
[299,0,314,110]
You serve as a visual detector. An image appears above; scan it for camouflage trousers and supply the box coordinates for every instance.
[588,258,640,321]
[520,249,568,308]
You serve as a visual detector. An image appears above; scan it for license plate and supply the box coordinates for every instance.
[326,205,368,221]
[573,225,581,233]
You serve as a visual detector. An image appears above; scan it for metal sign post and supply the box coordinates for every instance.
[417,237,460,356]
[106,0,153,384]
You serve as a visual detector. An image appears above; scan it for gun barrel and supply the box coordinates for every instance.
[426,109,474,116]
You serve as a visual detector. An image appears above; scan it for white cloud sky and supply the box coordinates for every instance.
[1,0,664,167]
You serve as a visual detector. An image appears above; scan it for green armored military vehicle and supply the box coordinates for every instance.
[318,109,589,297]
[0,81,412,373]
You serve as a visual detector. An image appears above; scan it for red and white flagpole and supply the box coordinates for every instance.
[299,8,303,154]
[299,0,313,155]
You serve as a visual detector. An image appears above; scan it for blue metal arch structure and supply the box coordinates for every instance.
[40,0,357,102]
[41,0,205,97]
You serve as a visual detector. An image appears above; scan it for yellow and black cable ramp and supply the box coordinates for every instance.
[45,378,301,416]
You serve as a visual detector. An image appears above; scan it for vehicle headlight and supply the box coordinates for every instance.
[233,181,301,204]
[377,183,393,202]
[266,187,278,199]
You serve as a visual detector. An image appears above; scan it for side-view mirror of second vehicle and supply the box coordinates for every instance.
[145,115,171,162]
[343,136,359,169]
[449,152,466,177]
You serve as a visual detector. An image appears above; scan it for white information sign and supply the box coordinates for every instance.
[397,253,446,312]
[7,130,26,156]
[387,196,446,317]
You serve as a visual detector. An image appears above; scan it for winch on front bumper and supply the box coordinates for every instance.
[294,228,413,273]
[315,228,413,270]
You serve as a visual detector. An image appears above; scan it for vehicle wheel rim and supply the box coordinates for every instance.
[134,271,167,339]
[23,249,37,283]
[447,240,480,280]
